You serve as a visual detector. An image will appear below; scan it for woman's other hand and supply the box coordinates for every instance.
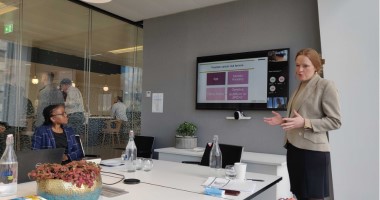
[263,111,283,126]
[62,154,69,162]
[281,110,305,131]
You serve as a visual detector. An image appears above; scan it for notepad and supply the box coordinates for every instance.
[100,159,124,167]
[101,185,129,197]
[202,177,256,192]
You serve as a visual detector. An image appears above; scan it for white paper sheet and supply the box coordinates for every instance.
[152,93,164,113]
[202,177,256,192]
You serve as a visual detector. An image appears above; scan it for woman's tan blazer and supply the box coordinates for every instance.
[285,74,341,152]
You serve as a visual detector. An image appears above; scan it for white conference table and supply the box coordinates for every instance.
[155,147,290,199]
[4,159,281,200]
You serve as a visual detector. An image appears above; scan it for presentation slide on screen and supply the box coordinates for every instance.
[197,57,268,103]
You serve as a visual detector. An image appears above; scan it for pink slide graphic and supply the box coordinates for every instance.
[206,88,225,100]
[228,71,248,85]
[227,87,248,100]
[207,72,226,85]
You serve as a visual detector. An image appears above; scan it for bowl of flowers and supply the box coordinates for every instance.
[28,160,102,200]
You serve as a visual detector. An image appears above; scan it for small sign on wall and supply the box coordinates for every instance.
[152,93,163,113]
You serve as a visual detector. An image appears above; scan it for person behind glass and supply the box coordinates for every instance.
[59,78,85,136]
[111,96,128,122]
[111,96,128,138]
[263,48,341,200]
[35,72,65,127]
[31,104,83,164]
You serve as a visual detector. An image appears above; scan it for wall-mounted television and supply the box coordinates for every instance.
[196,48,289,110]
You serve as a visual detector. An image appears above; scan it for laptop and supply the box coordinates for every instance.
[16,148,65,183]
[74,135,101,164]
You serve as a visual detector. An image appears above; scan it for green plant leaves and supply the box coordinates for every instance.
[176,121,197,137]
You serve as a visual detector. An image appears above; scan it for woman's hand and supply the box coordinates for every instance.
[62,154,69,161]
[281,110,305,131]
[263,111,284,126]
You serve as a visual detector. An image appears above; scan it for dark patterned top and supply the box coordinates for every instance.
[31,125,83,161]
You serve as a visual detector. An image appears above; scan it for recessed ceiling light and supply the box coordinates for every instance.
[109,46,143,54]
[81,0,112,4]
[0,3,18,15]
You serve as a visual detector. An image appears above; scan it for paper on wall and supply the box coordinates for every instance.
[152,93,163,113]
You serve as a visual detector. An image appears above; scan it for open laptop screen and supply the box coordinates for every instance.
[17,148,65,183]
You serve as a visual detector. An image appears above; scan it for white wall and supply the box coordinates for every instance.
[142,0,321,155]
[318,0,379,199]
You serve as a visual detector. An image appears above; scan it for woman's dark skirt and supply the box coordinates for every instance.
[286,142,330,199]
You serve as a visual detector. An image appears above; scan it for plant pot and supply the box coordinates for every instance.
[175,136,197,149]
[36,176,102,200]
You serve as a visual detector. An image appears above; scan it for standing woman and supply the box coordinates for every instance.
[32,104,83,164]
[264,48,341,200]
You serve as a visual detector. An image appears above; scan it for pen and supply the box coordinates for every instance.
[246,179,264,182]
[100,163,124,167]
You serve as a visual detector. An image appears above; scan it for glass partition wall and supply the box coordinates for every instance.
[0,0,143,158]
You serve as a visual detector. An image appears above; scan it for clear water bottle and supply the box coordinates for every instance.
[125,130,137,172]
[209,135,222,170]
[0,134,18,197]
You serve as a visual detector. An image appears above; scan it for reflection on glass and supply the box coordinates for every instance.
[0,0,143,157]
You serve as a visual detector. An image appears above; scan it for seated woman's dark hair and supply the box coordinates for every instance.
[43,104,65,125]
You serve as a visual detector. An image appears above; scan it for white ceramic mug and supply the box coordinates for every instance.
[234,162,247,181]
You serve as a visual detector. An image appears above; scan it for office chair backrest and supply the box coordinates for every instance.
[200,143,244,168]
[134,135,155,158]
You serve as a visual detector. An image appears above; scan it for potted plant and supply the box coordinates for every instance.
[28,160,102,200]
[175,121,198,149]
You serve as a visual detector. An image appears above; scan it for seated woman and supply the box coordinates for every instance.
[32,104,83,164]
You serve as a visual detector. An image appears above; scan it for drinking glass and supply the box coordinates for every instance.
[120,151,126,163]
[225,165,237,180]
[134,157,144,170]
[143,159,153,172]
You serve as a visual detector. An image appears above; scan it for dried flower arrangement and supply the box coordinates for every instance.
[28,160,101,188]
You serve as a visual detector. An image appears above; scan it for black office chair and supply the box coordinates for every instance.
[134,135,155,158]
[183,143,244,168]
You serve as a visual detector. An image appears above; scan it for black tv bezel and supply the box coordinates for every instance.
[196,48,289,111]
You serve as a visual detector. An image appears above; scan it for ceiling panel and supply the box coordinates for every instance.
[80,0,238,22]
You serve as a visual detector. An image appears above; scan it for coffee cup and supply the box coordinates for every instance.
[234,162,247,181]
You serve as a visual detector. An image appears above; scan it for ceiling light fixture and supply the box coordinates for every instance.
[0,3,18,16]
[71,70,76,87]
[91,53,102,57]
[109,46,143,54]
[80,0,112,4]
[103,84,109,92]
[103,75,109,92]
[32,76,39,84]
[31,64,38,84]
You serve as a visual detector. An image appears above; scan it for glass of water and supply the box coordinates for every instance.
[225,165,237,180]
[121,151,126,163]
[135,157,144,170]
[143,159,153,172]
